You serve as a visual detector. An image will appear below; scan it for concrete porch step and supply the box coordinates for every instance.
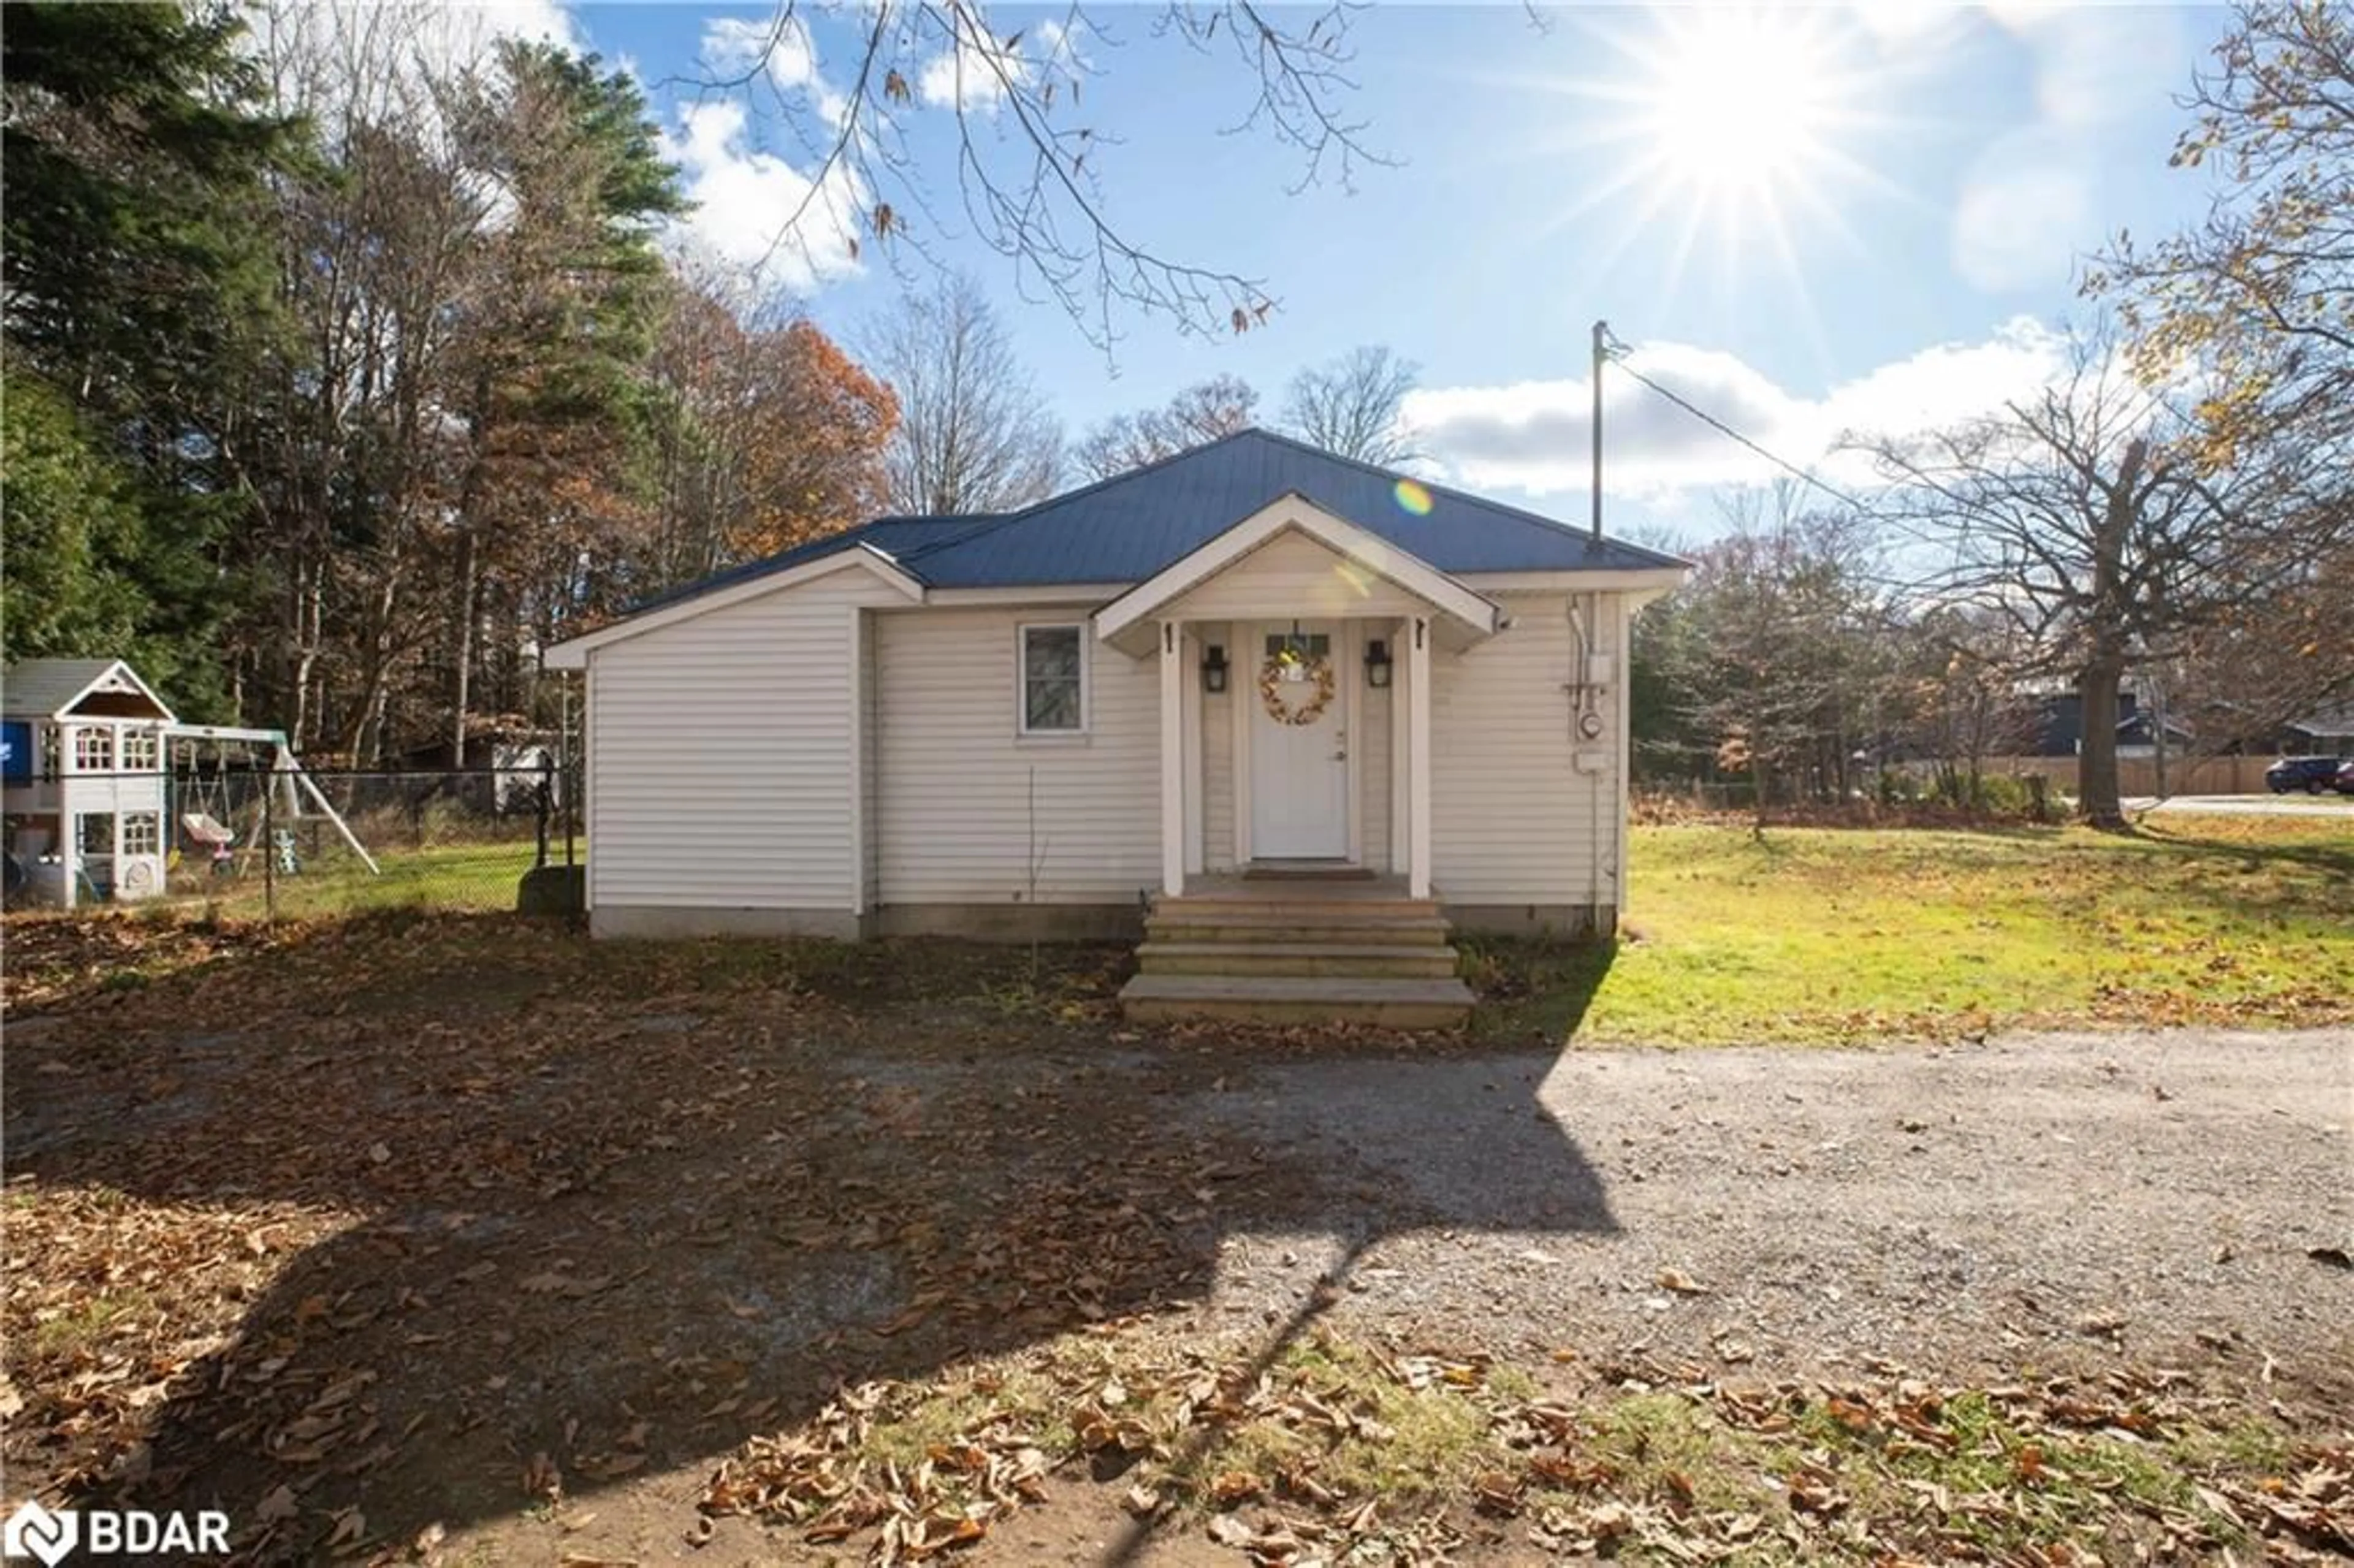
[1145,914,1456,948]
[1157,894,1438,920]
[1135,940,1461,979]
[1119,973,1475,1029]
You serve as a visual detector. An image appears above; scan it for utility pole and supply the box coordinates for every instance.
[1590,319,1608,550]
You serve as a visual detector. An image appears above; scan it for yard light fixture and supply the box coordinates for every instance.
[1364,639,1393,689]
[1202,643,1229,694]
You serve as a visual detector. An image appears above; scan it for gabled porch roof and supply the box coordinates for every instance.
[1094,493,1503,656]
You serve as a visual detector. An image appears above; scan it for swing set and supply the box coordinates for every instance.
[167,725,378,881]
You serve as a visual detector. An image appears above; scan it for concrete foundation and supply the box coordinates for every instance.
[587,900,1611,945]
[868,902,1144,942]
[1442,904,1615,940]
[589,904,865,940]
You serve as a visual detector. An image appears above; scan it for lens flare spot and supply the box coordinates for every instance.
[1393,479,1433,516]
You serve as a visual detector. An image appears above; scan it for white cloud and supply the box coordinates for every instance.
[699,12,850,129]
[703,12,819,91]
[915,17,1075,112]
[659,99,865,299]
[917,31,1021,110]
[245,0,584,130]
[1403,318,2075,503]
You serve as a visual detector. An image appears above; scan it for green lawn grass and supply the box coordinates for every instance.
[174,839,549,919]
[1469,818,2353,1045]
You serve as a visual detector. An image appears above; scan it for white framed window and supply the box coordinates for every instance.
[72,726,114,772]
[120,730,159,771]
[76,813,115,856]
[121,813,160,856]
[1017,623,1087,736]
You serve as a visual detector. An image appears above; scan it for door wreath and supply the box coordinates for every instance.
[1258,649,1336,726]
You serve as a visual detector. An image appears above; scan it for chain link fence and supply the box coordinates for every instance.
[3,764,581,921]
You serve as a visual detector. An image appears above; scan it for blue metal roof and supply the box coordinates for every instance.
[622,515,987,615]
[633,429,1684,612]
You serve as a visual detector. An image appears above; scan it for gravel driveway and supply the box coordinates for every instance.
[12,913,2348,1561]
[1178,1027,2353,1402]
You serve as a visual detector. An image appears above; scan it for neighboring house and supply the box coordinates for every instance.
[547,430,1688,1024]
[2028,688,2189,758]
[2114,707,2195,759]
[2285,710,2354,753]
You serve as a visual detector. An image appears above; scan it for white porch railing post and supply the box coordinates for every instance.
[1159,620,1185,897]
[1408,615,1432,899]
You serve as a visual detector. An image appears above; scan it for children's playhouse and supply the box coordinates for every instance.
[2,658,373,908]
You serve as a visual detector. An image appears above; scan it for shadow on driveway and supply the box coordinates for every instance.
[3,918,1618,1559]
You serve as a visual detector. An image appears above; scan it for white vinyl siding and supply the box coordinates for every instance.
[585,568,906,911]
[1428,593,1614,905]
[1161,529,1430,622]
[875,609,1159,904]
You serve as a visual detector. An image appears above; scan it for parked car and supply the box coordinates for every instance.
[2266,755,2347,794]
[2337,759,2354,796]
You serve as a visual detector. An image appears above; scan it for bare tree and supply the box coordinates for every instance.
[1886,607,2041,810]
[1279,343,1417,463]
[1674,487,1886,832]
[1073,373,1257,479]
[684,2,1392,344]
[861,274,1062,514]
[1861,327,2291,828]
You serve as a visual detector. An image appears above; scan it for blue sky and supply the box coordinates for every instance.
[522,2,2226,538]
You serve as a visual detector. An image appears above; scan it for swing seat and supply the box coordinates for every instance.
[182,812,235,850]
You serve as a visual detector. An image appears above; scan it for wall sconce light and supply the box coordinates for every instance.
[1364,639,1393,689]
[1202,644,1228,694]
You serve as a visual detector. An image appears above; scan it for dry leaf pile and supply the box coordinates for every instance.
[699,1334,2352,1567]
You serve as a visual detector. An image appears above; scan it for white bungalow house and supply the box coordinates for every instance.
[2,658,176,906]
[547,430,1688,1025]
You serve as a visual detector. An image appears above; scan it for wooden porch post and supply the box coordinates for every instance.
[1407,615,1432,899]
[1160,620,1185,897]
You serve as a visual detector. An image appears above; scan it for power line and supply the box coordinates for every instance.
[1597,329,1958,596]
[1601,330,1885,522]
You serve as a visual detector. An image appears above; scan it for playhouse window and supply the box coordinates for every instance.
[120,731,158,771]
[73,727,114,771]
[121,813,160,856]
[1019,624,1086,735]
[77,813,115,857]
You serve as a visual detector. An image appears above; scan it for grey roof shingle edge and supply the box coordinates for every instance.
[2,658,175,721]
[617,427,1688,617]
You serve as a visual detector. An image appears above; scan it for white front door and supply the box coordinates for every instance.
[1249,622,1350,859]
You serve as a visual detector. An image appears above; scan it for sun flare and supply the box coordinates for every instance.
[1640,12,1838,199]
[1518,6,1898,319]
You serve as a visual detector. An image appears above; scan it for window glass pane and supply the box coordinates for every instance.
[74,728,113,770]
[77,813,114,855]
[1264,634,1330,657]
[1026,680,1080,731]
[1023,627,1083,731]
[122,813,159,854]
[121,731,158,770]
